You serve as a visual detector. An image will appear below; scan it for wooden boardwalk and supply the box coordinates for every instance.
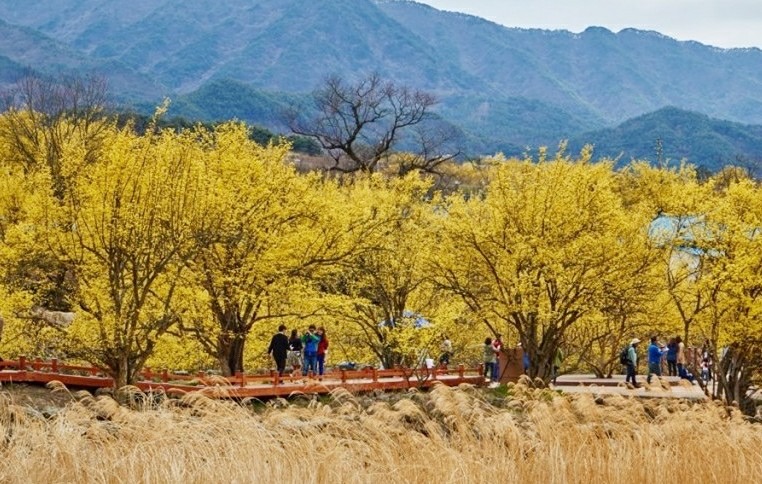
[552,374,707,400]
[0,357,486,398]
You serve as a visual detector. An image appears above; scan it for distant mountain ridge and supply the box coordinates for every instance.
[0,17,164,101]
[569,107,762,171]
[2,0,762,167]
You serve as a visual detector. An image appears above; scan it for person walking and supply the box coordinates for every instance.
[519,343,530,375]
[316,327,329,377]
[625,338,641,388]
[491,334,503,381]
[439,334,453,367]
[302,325,320,377]
[288,329,303,378]
[483,337,496,382]
[666,337,678,376]
[267,324,289,376]
[646,336,663,384]
[552,346,564,385]
[675,336,686,377]
[701,339,713,382]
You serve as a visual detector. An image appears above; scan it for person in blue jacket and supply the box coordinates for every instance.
[519,343,530,375]
[646,335,664,384]
[302,325,321,377]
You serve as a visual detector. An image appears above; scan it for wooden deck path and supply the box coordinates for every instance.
[552,374,707,400]
[0,357,486,398]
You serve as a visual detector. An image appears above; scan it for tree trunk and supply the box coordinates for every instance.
[530,358,553,381]
[217,333,246,376]
[114,369,129,390]
[524,339,557,382]
[107,352,149,390]
[107,355,132,391]
[380,346,398,370]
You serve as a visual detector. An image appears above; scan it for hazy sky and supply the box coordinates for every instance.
[418,0,762,49]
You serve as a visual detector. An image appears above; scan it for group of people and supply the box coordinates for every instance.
[623,335,702,387]
[267,324,329,378]
[482,336,565,386]
[270,328,456,379]
[270,326,712,389]
[269,325,714,389]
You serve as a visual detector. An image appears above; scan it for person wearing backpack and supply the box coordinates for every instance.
[623,338,641,388]
[302,325,320,377]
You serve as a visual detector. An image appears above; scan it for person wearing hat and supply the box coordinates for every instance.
[626,338,641,388]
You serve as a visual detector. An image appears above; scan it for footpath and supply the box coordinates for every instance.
[552,374,707,400]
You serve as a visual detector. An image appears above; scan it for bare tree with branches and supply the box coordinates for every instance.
[0,72,110,199]
[288,73,459,175]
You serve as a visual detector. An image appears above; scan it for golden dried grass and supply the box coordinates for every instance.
[0,382,760,483]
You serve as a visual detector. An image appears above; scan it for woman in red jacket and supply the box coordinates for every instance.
[316,327,329,377]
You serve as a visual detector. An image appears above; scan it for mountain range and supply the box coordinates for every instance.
[1,0,762,170]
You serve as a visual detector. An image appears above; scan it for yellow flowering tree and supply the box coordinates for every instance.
[690,177,762,411]
[315,174,446,369]
[433,148,656,380]
[43,122,210,387]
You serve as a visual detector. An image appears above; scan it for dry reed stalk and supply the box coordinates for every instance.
[0,383,760,483]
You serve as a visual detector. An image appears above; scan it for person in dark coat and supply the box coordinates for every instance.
[267,324,290,376]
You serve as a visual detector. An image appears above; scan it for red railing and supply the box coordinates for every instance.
[0,356,486,397]
[0,356,102,376]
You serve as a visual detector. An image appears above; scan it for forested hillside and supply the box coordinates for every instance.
[569,107,762,171]
[2,0,762,164]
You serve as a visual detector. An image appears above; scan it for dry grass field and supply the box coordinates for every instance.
[1,381,760,483]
